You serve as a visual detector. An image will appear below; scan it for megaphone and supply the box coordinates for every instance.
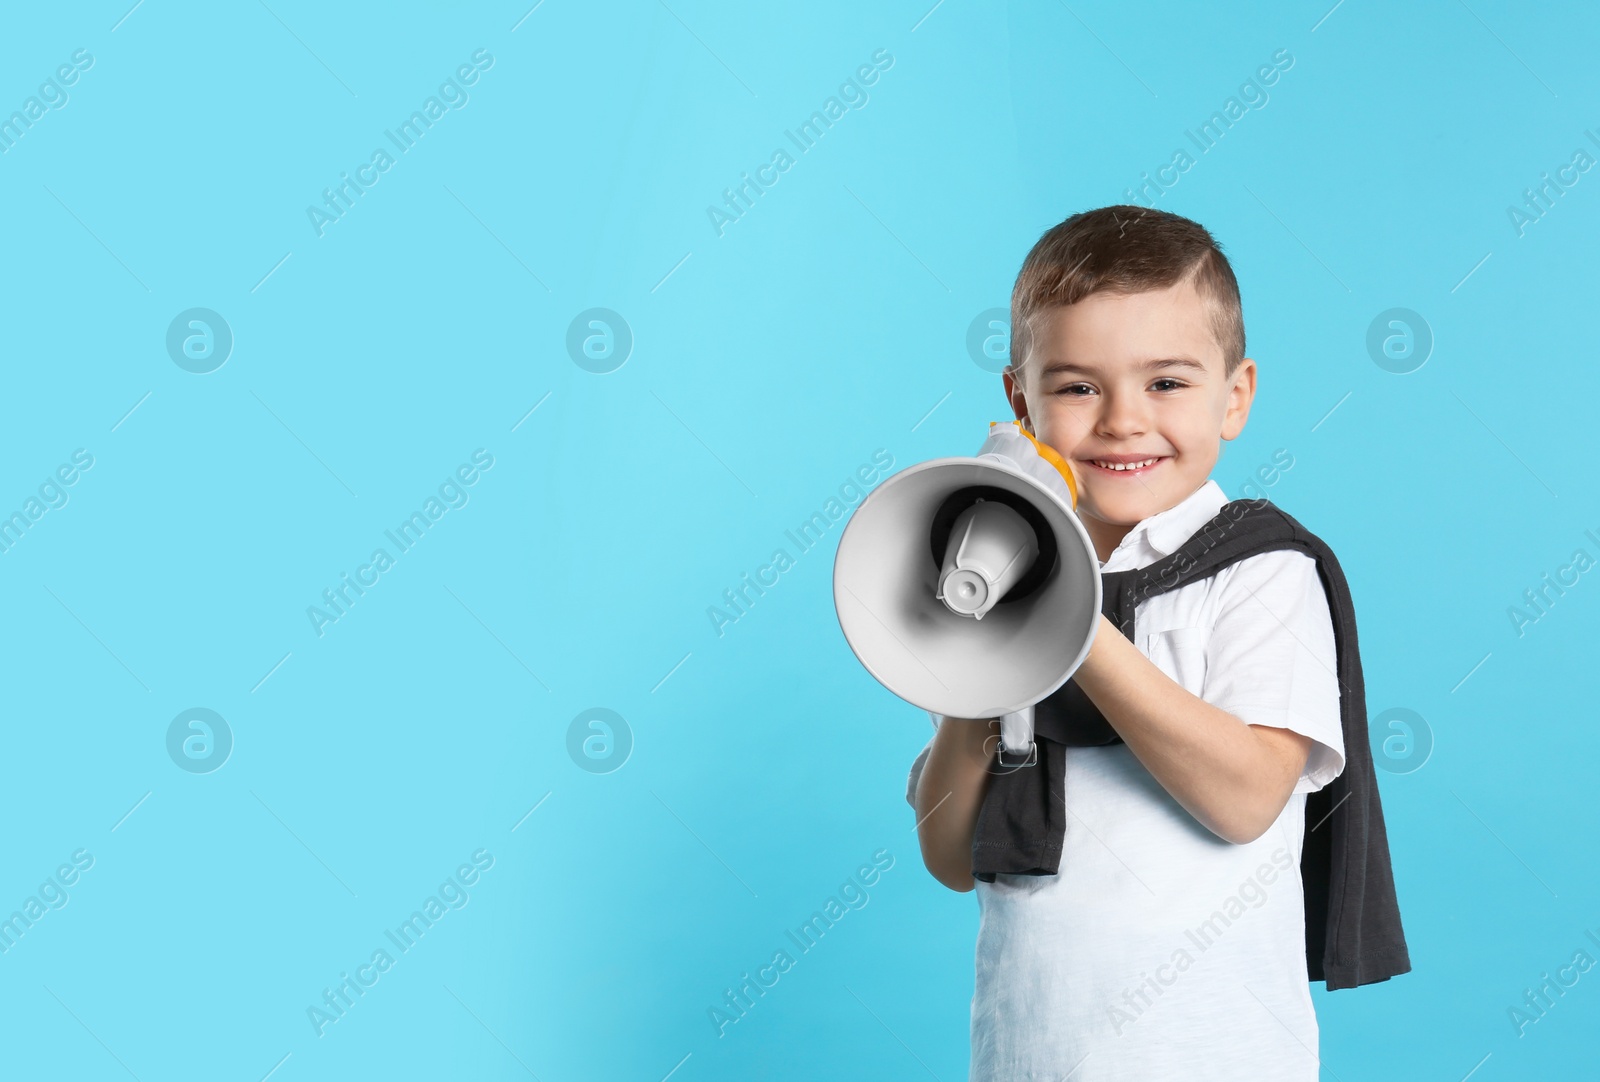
[832,421,1102,764]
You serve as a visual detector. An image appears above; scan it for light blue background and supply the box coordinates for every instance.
[1,1,1597,1078]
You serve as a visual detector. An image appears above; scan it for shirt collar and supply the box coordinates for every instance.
[1103,479,1229,568]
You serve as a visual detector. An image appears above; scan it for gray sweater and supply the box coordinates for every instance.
[970,497,1412,990]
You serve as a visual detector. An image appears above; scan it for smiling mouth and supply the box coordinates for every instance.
[1085,456,1167,475]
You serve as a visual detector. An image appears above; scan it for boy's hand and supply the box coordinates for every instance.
[914,715,999,892]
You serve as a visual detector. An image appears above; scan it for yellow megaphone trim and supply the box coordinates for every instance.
[990,420,1078,509]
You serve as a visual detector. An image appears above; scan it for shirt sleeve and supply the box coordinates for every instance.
[905,712,941,809]
[1201,549,1346,794]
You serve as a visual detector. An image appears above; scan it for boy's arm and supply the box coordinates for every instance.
[913,715,1000,892]
[1071,611,1313,845]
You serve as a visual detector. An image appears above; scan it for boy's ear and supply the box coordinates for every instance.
[1002,365,1033,432]
[1220,357,1257,441]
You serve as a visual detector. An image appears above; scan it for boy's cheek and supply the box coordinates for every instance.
[1026,413,1077,457]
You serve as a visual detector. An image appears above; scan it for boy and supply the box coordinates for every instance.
[907,206,1408,1079]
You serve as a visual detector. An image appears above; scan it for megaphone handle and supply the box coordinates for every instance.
[997,706,1038,768]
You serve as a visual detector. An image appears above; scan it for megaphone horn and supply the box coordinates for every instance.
[832,421,1103,761]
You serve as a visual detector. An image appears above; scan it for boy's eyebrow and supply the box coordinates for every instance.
[1035,356,1210,378]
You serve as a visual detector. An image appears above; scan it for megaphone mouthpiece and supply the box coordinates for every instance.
[936,498,1040,620]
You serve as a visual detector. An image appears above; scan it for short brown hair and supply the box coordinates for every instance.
[1009,205,1245,380]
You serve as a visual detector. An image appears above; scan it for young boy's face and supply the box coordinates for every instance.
[1003,278,1257,561]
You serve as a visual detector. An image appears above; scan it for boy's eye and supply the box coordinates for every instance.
[1051,379,1185,396]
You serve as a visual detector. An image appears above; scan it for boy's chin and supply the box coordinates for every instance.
[1081,487,1161,513]
[1079,491,1173,526]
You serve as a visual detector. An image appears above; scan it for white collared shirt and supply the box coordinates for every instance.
[906,478,1346,1081]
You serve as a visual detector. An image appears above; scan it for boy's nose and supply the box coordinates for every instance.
[1093,392,1149,440]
